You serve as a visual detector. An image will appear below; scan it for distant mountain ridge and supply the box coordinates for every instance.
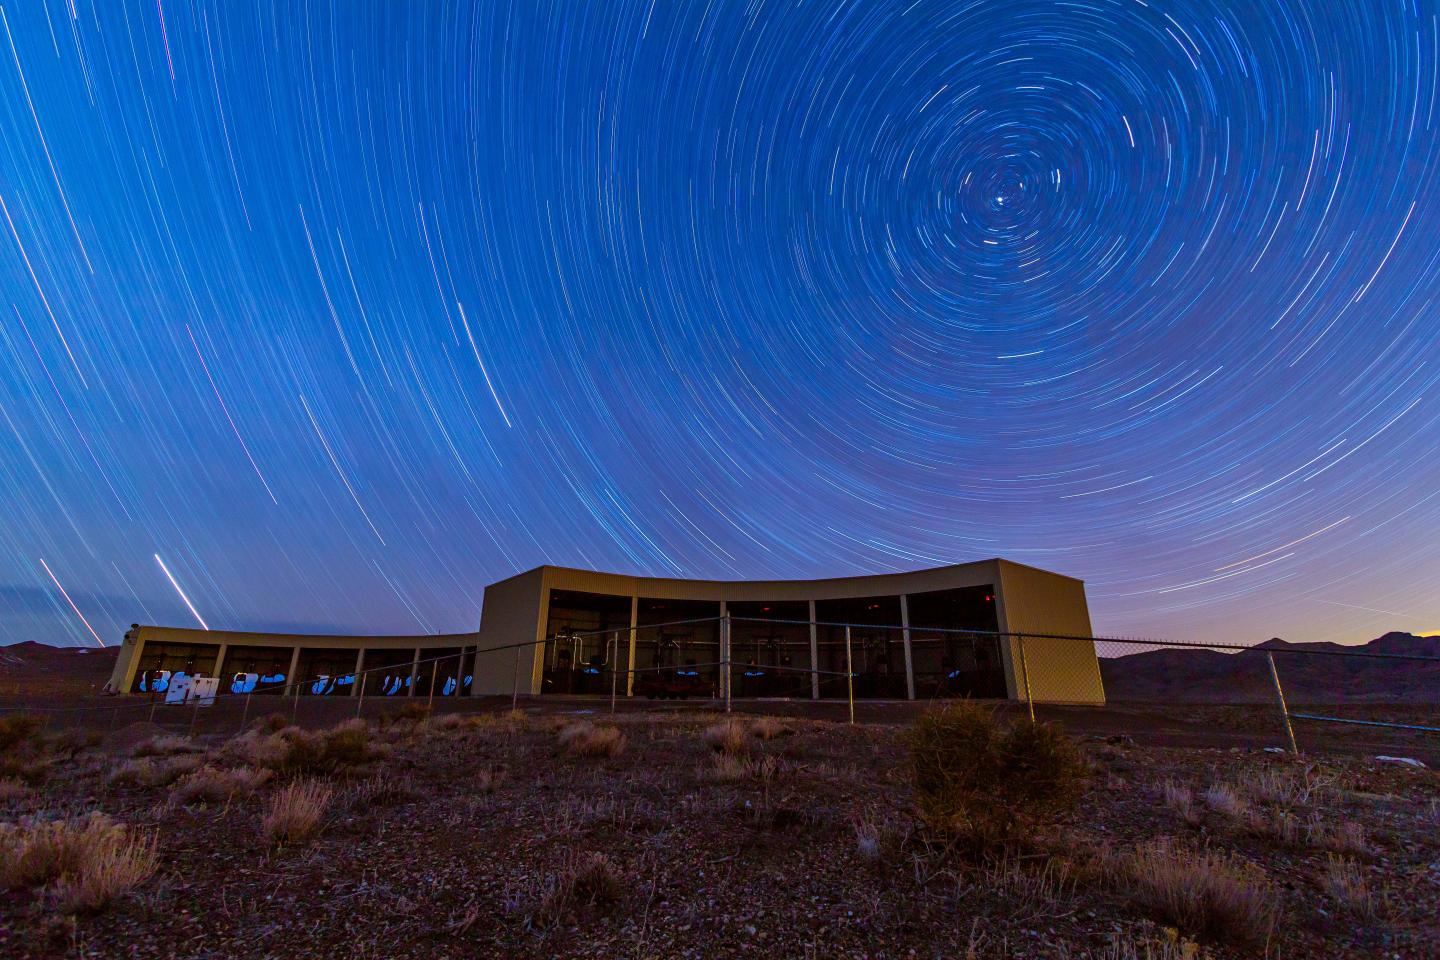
[0,641,119,697]
[1099,632,1440,703]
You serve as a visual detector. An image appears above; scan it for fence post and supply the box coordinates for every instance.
[427,656,437,712]
[1017,635,1036,723]
[1266,652,1300,755]
[845,625,855,726]
[722,616,732,714]
[188,687,201,739]
[610,633,620,713]
[291,679,300,724]
[355,670,367,720]
[511,644,522,712]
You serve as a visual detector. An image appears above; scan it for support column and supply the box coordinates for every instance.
[212,643,228,683]
[625,595,638,697]
[407,647,421,697]
[719,600,729,703]
[286,646,302,696]
[899,595,915,701]
[808,599,819,700]
[351,648,366,697]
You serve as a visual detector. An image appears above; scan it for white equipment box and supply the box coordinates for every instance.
[163,675,219,706]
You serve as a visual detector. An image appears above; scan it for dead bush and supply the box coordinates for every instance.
[170,765,272,806]
[0,714,47,782]
[0,713,43,753]
[0,813,157,913]
[252,712,290,734]
[131,734,204,759]
[1125,839,1279,945]
[906,702,1085,851]
[109,755,203,789]
[222,722,379,775]
[558,723,626,759]
[702,719,752,756]
[320,720,377,766]
[381,702,431,726]
[0,778,28,803]
[262,779,333,846]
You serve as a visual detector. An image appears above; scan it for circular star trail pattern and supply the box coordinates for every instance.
[1,0,1438,647]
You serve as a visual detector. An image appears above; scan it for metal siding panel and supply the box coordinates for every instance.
[997,561,1105,705]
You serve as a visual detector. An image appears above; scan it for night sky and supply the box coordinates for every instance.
[2,0,1438,650]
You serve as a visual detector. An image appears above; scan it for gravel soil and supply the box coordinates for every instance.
[1,709,1437,959]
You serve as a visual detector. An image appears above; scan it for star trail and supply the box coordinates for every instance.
[1,0,1438,650]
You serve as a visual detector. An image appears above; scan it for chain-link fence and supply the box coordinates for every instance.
[4,617,1437,763]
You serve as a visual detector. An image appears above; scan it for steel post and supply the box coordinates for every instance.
[1017,635,1035,723]
[845,625,855,725]
[1266,651,1300,754]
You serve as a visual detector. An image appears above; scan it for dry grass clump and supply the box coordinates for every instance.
[705,753,749,782]
[1308,818,1372,856]
[1202,783,1251,821]
[1083,933,1203,959]
[1321,855,1375,919]
[981,856,1077,922]
[557,722,626,759]
[701,752,782,784]
[170,765,272,806]
[0,813,157,913]
[261,779,333,846]
[343,774,420,813]
[1125,839,1279,945]
[853,810,912,865]
[131,734,205,758]
[906,702,1085,852]
[109,755,203,789]
[1162,781,1199,825]
[531,851,621,926]
[749,716,791,741]
[702,719,752,756]
[0,777,28,803]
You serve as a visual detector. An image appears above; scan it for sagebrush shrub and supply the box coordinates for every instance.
[170,765,272,806]
[905,702,1085,851]
[109,755,203,789]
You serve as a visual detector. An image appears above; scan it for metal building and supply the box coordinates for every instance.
[106,559,1105,705]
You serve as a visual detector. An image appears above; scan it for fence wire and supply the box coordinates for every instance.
[3,616,1436,761]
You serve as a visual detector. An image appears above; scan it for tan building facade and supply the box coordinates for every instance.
[108,559,1105,705]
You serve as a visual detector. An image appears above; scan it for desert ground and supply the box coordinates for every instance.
[2,696,1438,960]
